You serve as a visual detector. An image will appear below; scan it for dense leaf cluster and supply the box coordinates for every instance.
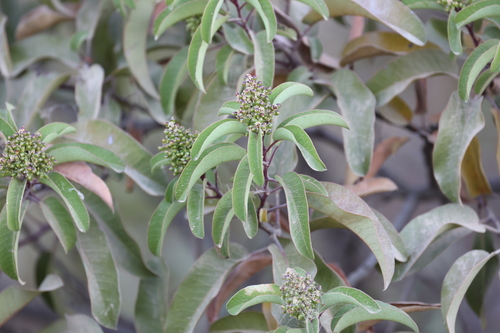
[160,120,198,175]
[280,268,322,322]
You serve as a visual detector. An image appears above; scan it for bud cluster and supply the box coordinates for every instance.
[160,119,197,175]
[437,0,470,11]
[280,268,322,322]
[0,128,55,181]
[235,74,280,134]
[186,15,202,37]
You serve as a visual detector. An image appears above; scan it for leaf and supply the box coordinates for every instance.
[448,9,462,56]
[48,142,125,173]
[212,190,234,257]
[187,182,206,238]
[303,0,426,46]
[366,136,409,178]
[491,42,500,72]
[321,287,380,313]
[233,156,254,223]
[394,204,485,281]
[201,0,225,43]
[37,122,76,143]
[40,197,76,254]
[432,92,484,203]
[70,30,88,52]
[458,39,499,101]
[454,0,500,29]
[295,0,329,20]
[0,205,23,283]
[252,30,275,88]
[345,177,398,197]
[223,24,254,55]
[69,119,167,196]
[340,31,439,66]
[313,253,346,292]
[40,172,89,232]
[175,142,246,202]
[245,0,277,42]
[65,314,104,333]
[153,1,207,38]
[277,172,314,260]
[299,174,328,196]
[76,218,121,329]
[273,125,326,171]
[160,47,188,117]
[248,130,265,186]
[270,82,314,105]
[307,182,394,289]
[0,16,13,76]
[210,312,269,332]
[148,199,185,257]
[373,210,408,262]
[150,152,170,172]
[267,141,298,178]
[331,69,375,176]
[378,96,413,126]
[6,177,26,231]
[441,249,500,333]
[124,0,159,99]
[216,45,234,84]
[277,109,349,130]
[164,245,247,333]
[474,69,498,95]
[402,0,444,10]
[366,49,458,107]
[269,239,317,286]
[227,284,284,315]
[461,137,492,198]
[75,64,105,120]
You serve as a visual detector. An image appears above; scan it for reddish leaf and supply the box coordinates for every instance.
[345,177,398,197]
[366,136,409,178]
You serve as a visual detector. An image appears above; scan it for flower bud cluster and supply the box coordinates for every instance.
[0,128,55,181]
[437,0,470,11]
[280,268,322,322]
[186,15,202,37]
[235,74,280,134]
[160,119,197,175]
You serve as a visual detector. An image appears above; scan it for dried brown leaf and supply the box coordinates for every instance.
[345,177,398,197]
[461,136,492,198]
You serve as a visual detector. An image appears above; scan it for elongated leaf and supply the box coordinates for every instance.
[201,0,225,43]
[270,82,314,105]
[299,174,328,196]
[76,219,121,329]
[277,109,348,130]
[66,314,104,333]
[245,0,277,42]
[491,42,500,72]
[461,137,492,198]
[210,312,269,332]
[212,190,234,257]
[269,239,317,286]
[76,64,104,120]
[69,120,167,196]
[47,142,125,173]
[191,119,247,160]
[124,0,159,99]
[252,30,275,88]
[242,194,259,239]
[277,172,314,260]
[216,45,234,84]
[227,284,283,315]
[455,0,500,29]
[37,122,76,143]
[432,92,484,203]
[0,16,12,76]
[150,152,170,172]
[233,156,253,223]
[0,205,23,283]
[273,126,326,171]
[6,177,26,231]
[175,142,246,202]
[458,39,499,101]
[223,24,254,55]
[40,172,89,232]
[313,252,346,292]
[366,49,458,107]
[153,1,207,38]
[187,182,206,238]
[296,0,329,20]
[331,69,375,176]
[148,199,185,257]
[373,210,408,262]
[474,69,498,95]
[303,0,426,46]
[448,9,462,56]
[442,249,500,333]
[307,182,394,289]
[40,197,76,254]
[160,47,188,117]
[248,130,265,186]
[164,245,247,333]
[403,0,444,10]
[394,204,484,281]
[321,287,380,313]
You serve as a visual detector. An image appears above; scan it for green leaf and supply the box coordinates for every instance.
[227,284,284,315]
[69,120,167,196]
[210,312,269,332]
[216,45,235,84]
[40,197,76,254]
[148,199,186,257]
[164,245,247,333]
[160,47,188,117]
[321,287,380,313]
[307,182,394,289]
[474,69,499,95]
[70,31,89,52]
[394,204,485,281]
[153,1,208,38]
[212,190,234,257]
[47,142,125,173]
[76,218,121,329]
[233,156,254,223]
[277,172,314,260]
[6,177,26,231]
[331,69,375,176]
[331,301,419,333]
[277,109,348,130]
[366,49,458,107]
[248,130,265,186]
[150,152,169,172]
[273,125,326,171]
[402,0,444,10]
[296,0,329,20]
[175,142,246,202]
[201,0,225,43]
[458,39,499,101]
[37,122,76,143]
[40,172,89,232]
[0,205,22,283]
[269,239,317,286]
[223,24,254,55]
[298,174,328,196]
[75,64,104,120]
[65,314,104,333]
[454,0,500,29]
[219,101,241,116]
[491,41,500,72]
[191,119,248,160]
[243,194,259,239]
[304,0,426,46]
[245,0,277,42]
[0,118,16,138]
[373,210,408,262]
[124,0,159,99]
[441,249,500,333]
[0,16,12,77]
[448,9,462,56]
[187,182,206,238]
[252,30,275,88]
[432,92,484,203]
[270,82,314,105]
[313,252,345,292]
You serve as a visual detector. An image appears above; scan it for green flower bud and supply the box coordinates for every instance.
[159,119,198,175]
[437,0,471,12]
[280,268,322,322]
[0,127,55,181]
